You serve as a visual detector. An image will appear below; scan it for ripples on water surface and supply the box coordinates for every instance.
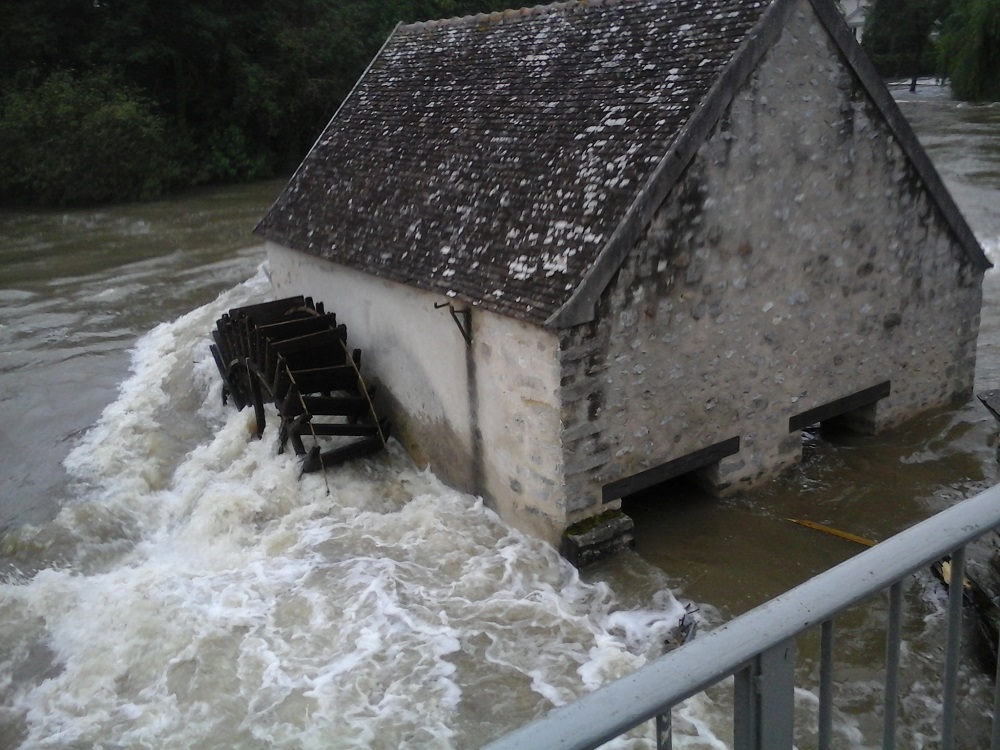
[0,268,692,748]
[0,183,283,531]
[2,84,1000,748]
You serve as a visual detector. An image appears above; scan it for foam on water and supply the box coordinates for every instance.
[983,235,1000,272]
[0,267,693,749]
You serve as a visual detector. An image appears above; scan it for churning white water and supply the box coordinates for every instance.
[3,84,1000,750]
[0,267,701,749]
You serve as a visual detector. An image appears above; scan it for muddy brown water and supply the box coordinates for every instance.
[1,83,999,747]
[594,83,1000,747]
[607,85,1000,617]
[0,181,282,532]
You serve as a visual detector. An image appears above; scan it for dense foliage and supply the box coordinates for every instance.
[4,0,998,206]
[0,0,507,206]
[938,0,1000,101]
[862,0,950,86]
[863,0,1000,99]
[0,71,184,205]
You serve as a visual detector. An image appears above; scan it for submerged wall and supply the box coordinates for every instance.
[558,0,984,520]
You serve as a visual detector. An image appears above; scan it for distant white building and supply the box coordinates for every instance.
[838,0,870,39]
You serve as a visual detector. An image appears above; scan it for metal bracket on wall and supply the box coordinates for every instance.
[434,302,472,347]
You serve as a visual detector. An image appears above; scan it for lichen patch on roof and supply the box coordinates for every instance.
[255,0,774,324]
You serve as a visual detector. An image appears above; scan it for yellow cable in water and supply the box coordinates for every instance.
[787,518,878,547]
[790,519,978,596]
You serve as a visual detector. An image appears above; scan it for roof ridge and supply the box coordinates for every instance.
[400,0,647,33]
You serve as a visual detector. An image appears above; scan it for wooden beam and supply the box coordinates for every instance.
[788,381,890,433]
[602,436,741,502]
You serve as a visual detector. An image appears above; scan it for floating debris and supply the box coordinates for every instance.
[210,296,390,472]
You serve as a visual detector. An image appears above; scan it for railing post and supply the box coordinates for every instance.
[734,665,757,750]
[992,634,1000,750]
[818,620,835,750]
[734,639,796,749]
[883,581,904,750]
[655,711,672,750]
[941,547,966,750]
[760,639,797,748]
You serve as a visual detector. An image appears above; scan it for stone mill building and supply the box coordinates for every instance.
[255,0,989,559]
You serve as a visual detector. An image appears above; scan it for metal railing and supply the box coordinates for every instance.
[484,482,1000,750]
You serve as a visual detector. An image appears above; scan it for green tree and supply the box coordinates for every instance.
[0,0,513,206]
[863,0,951,90]
[0,71,184,205]
[939,0,1000,100]
[0,0,102,89]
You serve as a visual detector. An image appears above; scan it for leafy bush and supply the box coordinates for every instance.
[0,0,523,206]
[862,0,949,82]
[196,124,273,185]
[0,71,184,206]
[940,0,1000,101]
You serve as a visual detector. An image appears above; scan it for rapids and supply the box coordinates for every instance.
[1,82,999,749]
[0,268,690,749]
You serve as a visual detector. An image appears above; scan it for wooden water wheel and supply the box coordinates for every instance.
[209,296,390,472]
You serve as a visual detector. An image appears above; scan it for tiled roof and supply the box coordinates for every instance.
[255,0,774,325]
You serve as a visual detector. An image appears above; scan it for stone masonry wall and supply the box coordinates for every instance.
[474,312,567,545]
[558,0,984,521]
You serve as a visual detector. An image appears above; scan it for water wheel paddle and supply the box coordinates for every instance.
[209,296,390,472]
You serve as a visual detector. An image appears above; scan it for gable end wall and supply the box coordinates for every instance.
[558,0,983,517]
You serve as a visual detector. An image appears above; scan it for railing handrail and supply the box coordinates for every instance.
[484,482,1000,750]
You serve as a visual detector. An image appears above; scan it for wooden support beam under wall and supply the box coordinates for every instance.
[602,436,741,502]
[788,381,891,433]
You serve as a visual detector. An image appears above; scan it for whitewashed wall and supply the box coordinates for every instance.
[267,244,568,543]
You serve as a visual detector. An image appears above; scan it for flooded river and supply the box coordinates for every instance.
[1,83,999,748]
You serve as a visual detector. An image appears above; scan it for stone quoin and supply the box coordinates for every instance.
[255,0,989,562]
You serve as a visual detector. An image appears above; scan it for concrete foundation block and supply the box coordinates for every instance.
[560,509,635,567]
